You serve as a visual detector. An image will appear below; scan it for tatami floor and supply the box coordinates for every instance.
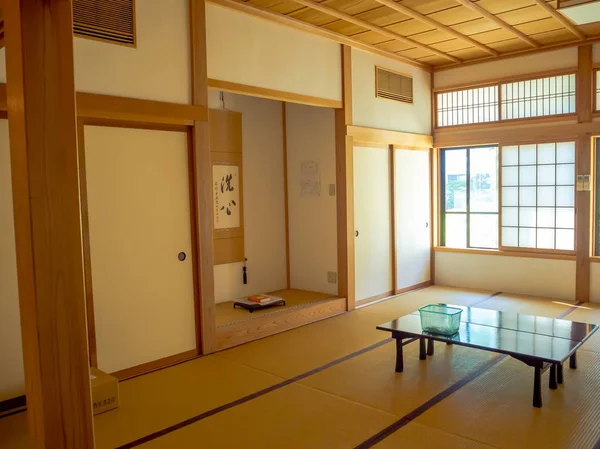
[1,286,600,449]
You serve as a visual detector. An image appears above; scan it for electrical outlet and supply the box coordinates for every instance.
[329,184,336,196]
[327,271,337,284]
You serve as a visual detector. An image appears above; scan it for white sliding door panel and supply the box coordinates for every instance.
[353,146,393,302]
[395,149,431,290]
[85,126,196,374]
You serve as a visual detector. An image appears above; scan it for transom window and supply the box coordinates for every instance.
[441,146,498,249]
[500,142,575,251]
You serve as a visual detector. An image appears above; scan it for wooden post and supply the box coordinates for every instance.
[189,0,216,353]
[576,44,592,302]
[335,45,355,310]
[4,0,95,447]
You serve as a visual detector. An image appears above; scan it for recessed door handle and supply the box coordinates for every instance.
[425,223,429,228]
[178,252,187,261]
[355,230,359,237]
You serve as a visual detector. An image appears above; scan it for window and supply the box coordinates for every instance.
[436,86,498,127]
[501,74,575,120]
[500,142,575,251]
[436,73,577,128]
[441,146,499,249]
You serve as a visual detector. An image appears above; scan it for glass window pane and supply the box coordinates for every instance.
[537,208,555,228]
[503,187,518,206]
[556,186,575,207]
[556,229,574,250]
[444,150,467,212]
[537,165,555,186]
[470,147,498,212]
[502,146,519,166]
[502,207,518,226]
[537,229,555,249]
[538,186,555,206]
[557,141,575,163]
[502,227,518,247]
[445,214,467,248]
[519,228,536,248]
[519,166,536,186]
[502,167,519,186]
[520,207,536,227]
[556,164,575,185]
[519,144,537,165]
[470,214,498,249]
[556,208,575,229]
[538,143,555,164]
[519,186,536,206]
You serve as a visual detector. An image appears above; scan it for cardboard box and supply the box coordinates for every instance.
[90,367,119,415]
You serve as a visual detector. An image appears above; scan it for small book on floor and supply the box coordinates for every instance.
[248,294,272,304]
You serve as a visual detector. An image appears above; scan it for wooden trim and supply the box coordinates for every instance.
[78,116,190,133]
[353,141,390,149]
[355,290,394,307]
[434,121,600,148]
[208,78,342,109]
[396,280,433,295]
[214,297,346,351]
[435,114,578,134]
[289,0,460,63]
[0,395,26,418]
[5,0,95,445]
[77,121,98,368]
[77,92,207,125]
[111,350,198,381]
[347,125,433,149]
[500,246,576,257]
[454,0,540,48]
[532,0,586,41]
[342,45,352,125]
[590,256,600,263]
[282,103,291,288]
[431,148,439,283]
[389,145,397,293]
[373,0,498,56]
[433,68,578,93]
[207,0,432,71]
[434,246,577,261]
[578,45,593,124]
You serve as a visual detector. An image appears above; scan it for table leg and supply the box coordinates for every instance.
[569,352,577,369]
[533,366,542,408]
[427,338,434,356]
[557,363,563,384]
[549,364,557,390]
[395,338,404,373]
[419,338,426,360]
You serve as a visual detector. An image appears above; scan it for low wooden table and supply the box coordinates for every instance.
[376,305,598,408]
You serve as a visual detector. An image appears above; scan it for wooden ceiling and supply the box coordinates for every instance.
[219,0,600,70]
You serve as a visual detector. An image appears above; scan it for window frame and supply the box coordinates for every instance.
[498,139,577,256]
[595,137,600,257]
[440,145,499,250]
[434,70,578,130]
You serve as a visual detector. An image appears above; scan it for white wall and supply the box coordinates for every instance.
[209,91,287,303]
[285,103,338,295]
[351,48,431,135]
[434,47,578,89]
[206,3,342,103]
[0,120,25,402]
[74,0,191,104]
[591,263,600,304]
[435,252,576,301]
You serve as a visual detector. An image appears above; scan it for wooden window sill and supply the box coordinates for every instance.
[434,246,576,261]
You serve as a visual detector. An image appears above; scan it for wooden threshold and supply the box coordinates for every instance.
[208,78,342,109]
[355,281,433,309]
[434,246,577,261]
[214,297,346,351]
[111,349,199,381]
[355,290,394,308]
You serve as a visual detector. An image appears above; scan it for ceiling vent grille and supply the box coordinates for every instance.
[376,67,413,104]
[73,0,136,46]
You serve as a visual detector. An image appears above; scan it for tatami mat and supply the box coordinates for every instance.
[141,383,397,449]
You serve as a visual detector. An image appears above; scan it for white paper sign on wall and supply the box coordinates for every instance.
[300,160,320,197]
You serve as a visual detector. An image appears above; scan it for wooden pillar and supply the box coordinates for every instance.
[335,45,355,310]
[189,0,216,353]
[576,44,593,302]
[4,0,95,447]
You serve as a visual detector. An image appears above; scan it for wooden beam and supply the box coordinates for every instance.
[282,103,291,288]
[208,0,432,71]
[533,0,586,41]
[576,44,592,302]
[208,78,343,108]
[189,0,217,354]
[290,0,461,63]
[454,0,541,49]
[348,125,433,149]
[336,45,355,311]
[4,0,95,447]
[374,0,498,56]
